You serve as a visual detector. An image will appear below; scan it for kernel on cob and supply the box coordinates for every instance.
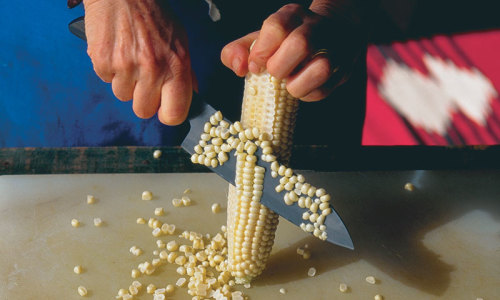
[227,71,299,284]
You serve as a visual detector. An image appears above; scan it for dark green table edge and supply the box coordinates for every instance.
[2,145,500,175]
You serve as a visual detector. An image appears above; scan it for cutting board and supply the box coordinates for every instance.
[1,172,499,299]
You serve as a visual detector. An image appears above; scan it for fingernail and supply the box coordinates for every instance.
[232,58,241,73]
[248,61,260,74]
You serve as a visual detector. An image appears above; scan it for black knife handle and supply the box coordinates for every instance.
[69,16,86,41]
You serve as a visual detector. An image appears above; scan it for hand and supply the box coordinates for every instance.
[83,0,195,125]
[221,3,363,101]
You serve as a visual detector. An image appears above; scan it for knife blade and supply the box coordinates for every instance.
[69,17,354,250]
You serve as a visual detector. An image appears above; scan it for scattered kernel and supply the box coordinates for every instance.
[147,284,156,294]
[339,283,349,293]
[93,217,103,227]
[129,285,139,295]
[172,198,182,207]
[86,195,95,204]
[136,217,146,224]
[117,288,128,297]
[244,283,251,289]
[71,219,80,228]
[279,288,287,294]
[154,207,165,216]
[183,188,192,194]
[156,240,166,249]
[404,182,415,191]
[142,190,153,200]
[130,246,143,256]
[166,240,179,251]
[366,276,377,284]
[181,195,192,206]
[307,267,317,277]
[73,265,82,274]
[153,149,162,159]
[374,295,384,300]
[176,277,187,287]
[165,284,175,293]
[131,269,140,278]
[77,286,88,297]
[211,203,221,214]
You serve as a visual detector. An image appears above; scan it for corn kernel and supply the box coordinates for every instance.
[71,219,80,228]
[167,240,179,251]
[131,268,140,278]
[86,195,95,204]
[172,198,182,207]
[153,149,162,159]
[181,195,192,206]
[339,283,349,293]
[142,190,153,201]
[366,276,377,284]
[77,286,87,297]
[93,217,103,227]
[404,182,415,191]
[147,283,156,294]
[165,284,175,293]
[73,265,82,274]
[211,203,221,214]
[176,277,187,287]
[154,207,165,216]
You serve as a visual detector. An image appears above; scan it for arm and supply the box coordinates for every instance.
[82,0,195,125]
[221,0,367,101]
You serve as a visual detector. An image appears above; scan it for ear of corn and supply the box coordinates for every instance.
[227,71,299,283]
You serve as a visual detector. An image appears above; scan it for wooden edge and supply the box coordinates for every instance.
[1,145,500,175]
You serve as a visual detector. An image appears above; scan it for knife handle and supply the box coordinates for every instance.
[69,16,86,41]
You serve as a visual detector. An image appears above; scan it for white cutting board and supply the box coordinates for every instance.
[0,172,499,299]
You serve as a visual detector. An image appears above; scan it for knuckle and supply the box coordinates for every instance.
[113,50,134,72]
[280,3,303,13]
[262,15,288,39]
[266,61,282,78]
[287,33,309,54]
[167,53,189,79]
[313,59,332,82]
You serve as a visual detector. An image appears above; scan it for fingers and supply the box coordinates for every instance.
[221,32,258,77]
[132,75,162,119]
[266,24,313,79]
[248,3,306,74]
[286,55,332,100]
[111,71,135,101]
[157,59,193,126]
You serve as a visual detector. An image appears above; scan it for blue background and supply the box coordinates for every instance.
[0,2,235,147]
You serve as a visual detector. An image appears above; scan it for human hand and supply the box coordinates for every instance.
[83,0,195,125]
[221,3,363,101]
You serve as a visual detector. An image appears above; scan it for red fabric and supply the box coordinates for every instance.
[363,30,500,145]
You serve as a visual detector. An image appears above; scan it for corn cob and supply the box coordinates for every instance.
[227,71,299,283]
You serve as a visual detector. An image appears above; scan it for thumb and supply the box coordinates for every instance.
[221,31,259,77]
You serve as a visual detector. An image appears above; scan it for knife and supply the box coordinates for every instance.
[69,17,354,250]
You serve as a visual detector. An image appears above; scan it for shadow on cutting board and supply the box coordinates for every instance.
[254,170,500,296]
